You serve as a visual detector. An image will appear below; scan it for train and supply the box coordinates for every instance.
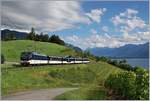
[20,52,90,66]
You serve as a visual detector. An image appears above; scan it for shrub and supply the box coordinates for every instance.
[96,56,109,62]
[105,69,149,100]
[1,54,5,64]
[134,67,149,99]
[107,59,133,71]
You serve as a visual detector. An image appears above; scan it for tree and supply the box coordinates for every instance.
[119,59,127,64]
[42,34,49,42]
[1,54,5,64]
[27,27,36,40]
[49,35,65,45]
[39,32,44,41]
[98,56,109,62]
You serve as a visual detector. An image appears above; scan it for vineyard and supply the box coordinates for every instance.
[105,67,149,100]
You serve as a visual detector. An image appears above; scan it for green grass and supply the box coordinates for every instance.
[55,85,107,100]
[53,61,123,100]
[2,40,123,99]
[2,61,122,97]
[2,40,77,62]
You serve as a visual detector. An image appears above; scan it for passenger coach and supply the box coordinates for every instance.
[20,52,90,66]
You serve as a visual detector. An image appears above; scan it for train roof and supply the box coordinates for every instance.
[21,52,89,59]
[31,52,47,57]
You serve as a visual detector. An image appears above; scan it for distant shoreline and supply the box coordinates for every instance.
[111,58,149,69]
[109,57,149,59]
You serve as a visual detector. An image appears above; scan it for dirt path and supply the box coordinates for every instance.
[2,88,78,100]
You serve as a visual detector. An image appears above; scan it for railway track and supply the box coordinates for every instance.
[2,62,86,71]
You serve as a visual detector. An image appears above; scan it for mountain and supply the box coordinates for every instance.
[88,42,149,58]
[1,29,28,40]
[65,43,82,52]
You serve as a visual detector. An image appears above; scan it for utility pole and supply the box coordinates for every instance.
[34,34,36,52]
[34,40,36,52]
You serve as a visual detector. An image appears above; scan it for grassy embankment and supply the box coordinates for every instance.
[1,40,123,99]
[1,40,77,62]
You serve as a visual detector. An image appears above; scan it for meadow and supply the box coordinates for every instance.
[1,40,77,62]
[1,61,122,99]
[1,40,123,99]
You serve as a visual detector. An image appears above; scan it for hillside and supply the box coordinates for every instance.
[1,40,78,62]
[1,40,123,100]
[2,61,122,97]
[88,42,149,58]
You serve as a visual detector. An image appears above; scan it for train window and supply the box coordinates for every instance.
[70,58,75,61]
[76,58,81,61]
[21,52,32,60]
[31,54,47,60]
[41,56,48,60]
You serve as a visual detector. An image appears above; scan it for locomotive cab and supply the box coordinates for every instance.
[20,52,32,65]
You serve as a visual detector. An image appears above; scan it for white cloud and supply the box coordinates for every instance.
[104,33,111,39]
[137,31,150,41]
[111,8,149,44]
[66,35,79,42]
[86,8,106,23]
[111,15,125,26]
[65,30,150,50]
[111,8,146,30]
[65,9,149,49]
[2,1,91,32]
[102,26,109,32]
[90,29,97,34]
[126,16,146,30]
[126,8,138,17]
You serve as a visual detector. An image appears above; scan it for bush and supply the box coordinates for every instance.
[49,35,65,45]
[1,54,5,64]
[105,69,149,100]
[95,56,109,62]
[107,59,133,71]
[134,67,149,99]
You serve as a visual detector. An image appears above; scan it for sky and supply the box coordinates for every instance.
[1,0,149,50]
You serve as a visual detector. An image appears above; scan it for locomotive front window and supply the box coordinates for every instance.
[20,52,32,60]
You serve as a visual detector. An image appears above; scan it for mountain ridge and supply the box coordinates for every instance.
[88,42,149,58]
[1,29,28,40]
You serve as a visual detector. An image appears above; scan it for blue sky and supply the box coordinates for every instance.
[53,1,149,36]
[2,0,149,49]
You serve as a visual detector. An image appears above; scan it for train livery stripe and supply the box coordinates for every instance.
[25,59,90,65]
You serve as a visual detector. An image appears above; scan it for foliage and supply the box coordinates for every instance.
[35,33,49,42]
[1,40,76,62]
[91,56,134,71]
[27,28,65,45]
[105,68,149,100]
[2,61,122,96]
[93,55,134,71]
[1,54,5,64]
[27,27,36,40]
[107,59,134,71]
[95,56,109,62]
[49,35,65,45]
[82,51,96,59]
[134,67,149,99]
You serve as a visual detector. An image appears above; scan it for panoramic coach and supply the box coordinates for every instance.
[20,52,90,66]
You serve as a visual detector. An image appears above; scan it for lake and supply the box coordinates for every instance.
[113,58,149,69]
